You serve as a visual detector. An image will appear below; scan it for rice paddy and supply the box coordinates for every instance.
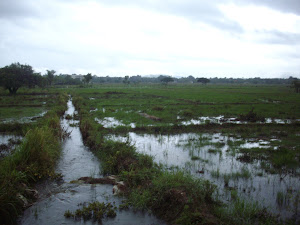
[1,84,299,224]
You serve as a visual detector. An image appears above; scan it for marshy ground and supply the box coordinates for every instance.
[0,84,299,224]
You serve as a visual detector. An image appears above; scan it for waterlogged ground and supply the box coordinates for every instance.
[94,113,299,129]
[106,132,300,221]
[0,134,22,158]
[82,85,300,128]
[0,111,48,124]
[82,85,300,222]
[0,93,51,123]
[20,100,164,225]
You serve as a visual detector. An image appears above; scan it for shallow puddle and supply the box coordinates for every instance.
[20,99,164,225]
[95,117,125,128]
[0,111,47,124]
[259,99,281,104]
[181,116,300,125]
[106,132,300,221]
[95,117,136,128]
[0,134,22,158]
[94,115,299,129]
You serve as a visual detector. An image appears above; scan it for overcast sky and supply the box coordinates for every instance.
[0,0,299,78]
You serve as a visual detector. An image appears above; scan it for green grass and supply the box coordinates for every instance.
[70,84,300,128]
[211,167,251,181]
[215,197,280,225]
[208,148,222,154]
[0,92,68,224]
[64,201,117,222]
[0,88,61,122]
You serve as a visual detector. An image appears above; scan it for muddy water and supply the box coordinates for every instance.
[106,132,300,221]
[20,99,164,225]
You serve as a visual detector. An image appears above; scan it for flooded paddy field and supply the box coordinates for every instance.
[72,84,299,223]
[0,91,56,123]
[79,84,300,127]
[105,132,300,220]
[1,85,299,224]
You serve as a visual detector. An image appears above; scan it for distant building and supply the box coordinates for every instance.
[71,74,85,81]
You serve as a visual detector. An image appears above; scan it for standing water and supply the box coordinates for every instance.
[106,132,300,222]
[19,99,164,225]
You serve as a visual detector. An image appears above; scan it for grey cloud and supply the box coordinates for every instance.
[285,52,300,59]
[160,1,244,33]
[98,0,244,33]
[1,0,243,33]
[0,0,39,18]
[236,0,300,16]
[258,30,300,45]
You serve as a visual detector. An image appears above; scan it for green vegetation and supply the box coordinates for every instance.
[0,92,68,224]
[197,77,210,85]
[291,78,300,93]
[0,63,40,94]
[64,201,117,222]
[71,84,300,129]
[73,94,222,223]
[1,83,299,224]
[215,198,278,225]
[71,87,294,224]
[83,73,92,85]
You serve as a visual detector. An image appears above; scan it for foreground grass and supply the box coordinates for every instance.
[73,94,284,225]
[0,93,68,224]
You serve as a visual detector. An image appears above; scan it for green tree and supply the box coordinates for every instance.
[291,78,300,93]
[197,77,210,85]
[0,62,35,94]
[123,75,130,84]
[83,73,92,84]
[160,77,174,85]
[46,70,56,86]
[35,74,48,88]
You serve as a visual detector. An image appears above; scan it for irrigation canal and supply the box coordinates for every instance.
[19,99,164,224]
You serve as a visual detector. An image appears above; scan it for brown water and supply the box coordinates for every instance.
[19,99,164,225]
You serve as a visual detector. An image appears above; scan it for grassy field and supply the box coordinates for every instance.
[71,84,300,128]
[0,84,299,224]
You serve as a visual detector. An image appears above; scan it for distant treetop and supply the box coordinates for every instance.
[197,77,210,85]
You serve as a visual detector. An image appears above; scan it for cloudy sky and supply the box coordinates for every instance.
[0,0,299,78]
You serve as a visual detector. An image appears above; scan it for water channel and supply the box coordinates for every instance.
[19,99,164,224]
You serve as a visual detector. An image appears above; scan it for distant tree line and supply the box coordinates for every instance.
[91,74,297,86]
[1,62,299,94]
[0,63,88,94]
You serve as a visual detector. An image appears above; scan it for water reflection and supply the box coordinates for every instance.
[106,132,299,221]
[20,99,164,225]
